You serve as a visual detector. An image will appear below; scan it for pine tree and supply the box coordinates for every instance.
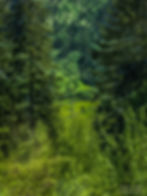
[93,0,147,185]
[0,0,14,156]
[94,0,147,108]
[0,1,12,126]
[0,0,56,155]
[7,0,56,130]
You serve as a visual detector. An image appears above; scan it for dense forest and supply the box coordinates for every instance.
[0,0,147,195]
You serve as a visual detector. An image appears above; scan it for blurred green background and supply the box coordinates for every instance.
[0,0,147,195]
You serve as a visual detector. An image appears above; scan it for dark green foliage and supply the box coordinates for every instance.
[50,0,109,95]
[8,0,55,128]
[0,0,147,195]
[94,0,147,108]
[0,0,56,155]
[0,1,13,126]
[0,0,14,157]
[92,0,147,188]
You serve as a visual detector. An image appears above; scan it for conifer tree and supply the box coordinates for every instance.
[0,1,12,126]
[7,0,56,130]
[94,0,147,108]
[0,0,56,155]
[8,0,55,130]
[93,0,147,185]
[0,0,14,156]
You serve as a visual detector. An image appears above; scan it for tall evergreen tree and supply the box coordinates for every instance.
[8,0,56,130]
[0,0,56,155]
[0,1,13,126]
[94,0,147,108]
[93,0,147,185]
[0,0,14,156]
